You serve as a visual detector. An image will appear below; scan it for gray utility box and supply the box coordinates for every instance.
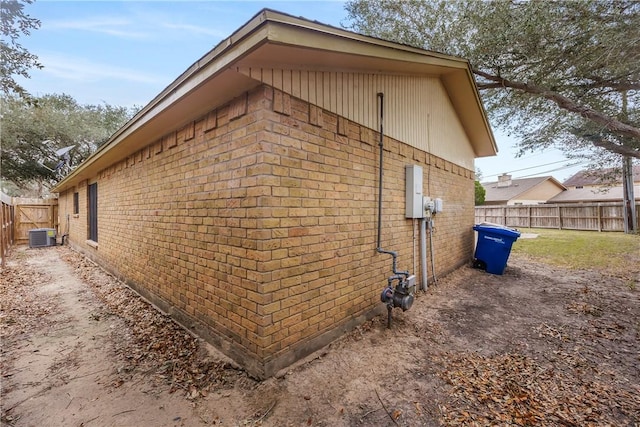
[405,165,425,218]
[28,228,57,248]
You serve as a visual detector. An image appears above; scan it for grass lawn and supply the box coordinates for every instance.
[511,228,640,279]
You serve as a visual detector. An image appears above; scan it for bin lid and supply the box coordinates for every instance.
[473,224,521,238]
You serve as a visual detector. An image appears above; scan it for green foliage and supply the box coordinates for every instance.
[0,94,136,195]
[0,0,42,98]
[345,0,640,163]
[474,180,485,206]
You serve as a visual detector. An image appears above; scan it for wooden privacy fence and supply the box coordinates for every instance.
[1,193,15,268]
[0,194,58,267]
[13,197,58,243]
[475,202,640,232]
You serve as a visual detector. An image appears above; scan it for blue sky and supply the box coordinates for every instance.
[17,0,585,182]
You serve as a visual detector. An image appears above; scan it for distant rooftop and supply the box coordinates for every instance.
[563,165,640,187]
[549,185,640,203]
[482,174,565,203]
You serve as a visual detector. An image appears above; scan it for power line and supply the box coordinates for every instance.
[482,159,587,179]
[518,162,585,179]
[496,159,576,174]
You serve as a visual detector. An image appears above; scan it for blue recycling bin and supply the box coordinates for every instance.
[473,224,521,275]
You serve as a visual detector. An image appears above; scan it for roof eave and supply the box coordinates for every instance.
[261,11,497,158]
[53,9,497,192]
[52,13,272,193]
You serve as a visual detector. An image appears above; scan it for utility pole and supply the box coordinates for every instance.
[621,91,637,233]
[622,156,636,233]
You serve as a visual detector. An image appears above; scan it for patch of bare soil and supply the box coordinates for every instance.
[1,247,247,427]
[2,245,639,426]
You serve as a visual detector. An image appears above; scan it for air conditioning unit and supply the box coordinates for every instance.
[28,228,57,248]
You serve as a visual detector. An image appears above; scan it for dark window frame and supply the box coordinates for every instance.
[87,183,98,242]
[73,192,79,214]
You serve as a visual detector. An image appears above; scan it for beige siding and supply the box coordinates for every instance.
[236,68,475,169]
[509,181,564,205]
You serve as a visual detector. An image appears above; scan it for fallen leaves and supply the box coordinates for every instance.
[57,247,249,400]
[566,301,603,317]
[4,244,637,426]
[437,351,640,426]
[0,257,59,340]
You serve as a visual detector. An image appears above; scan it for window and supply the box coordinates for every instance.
[73,192,79,214]
[87,183,98,242]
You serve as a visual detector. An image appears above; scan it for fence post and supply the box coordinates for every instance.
[558,205,562,230]
[597,204,602,232]
[1,199,5,269]
[1,193,14,269]
[528,206,532,228]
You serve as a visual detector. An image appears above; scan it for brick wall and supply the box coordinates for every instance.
[59,84,475,377]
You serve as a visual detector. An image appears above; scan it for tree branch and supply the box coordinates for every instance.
[580,79,640,92]
[473,69,640,149]
[477,82,506,90]
[586,137,640,159]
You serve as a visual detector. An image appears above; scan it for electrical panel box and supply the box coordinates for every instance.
[405,165,425,218]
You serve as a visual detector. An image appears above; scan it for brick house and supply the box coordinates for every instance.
[52,9,496,378]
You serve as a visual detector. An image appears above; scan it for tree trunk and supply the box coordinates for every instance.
[622,156,637,233]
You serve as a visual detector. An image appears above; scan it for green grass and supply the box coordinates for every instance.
[511,228,640,276]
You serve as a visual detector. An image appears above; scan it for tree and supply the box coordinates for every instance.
[1,94,136,195]
[474,180,486,206]
[1,0,41,98]
[344,0,640,162]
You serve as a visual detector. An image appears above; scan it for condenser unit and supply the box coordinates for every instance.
[28,228,57,248]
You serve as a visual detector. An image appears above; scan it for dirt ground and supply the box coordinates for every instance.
[1,244,638,427]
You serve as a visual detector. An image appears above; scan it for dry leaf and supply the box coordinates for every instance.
[414,401,422,415]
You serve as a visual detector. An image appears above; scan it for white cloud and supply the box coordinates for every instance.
[38,53,166,85]
[44,17,151,39]
[160,22,228,38]
[44,12,229,41]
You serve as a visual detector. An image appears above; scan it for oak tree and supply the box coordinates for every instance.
[1,0,41,98]
[345,0,640,161]
[1,94,135,195]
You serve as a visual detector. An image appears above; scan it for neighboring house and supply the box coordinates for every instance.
[481,174,565,205]
[52,10,496,378]
[549,165,640,203]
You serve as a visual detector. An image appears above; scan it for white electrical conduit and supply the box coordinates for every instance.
[429,219,438,284]
[420,218,428,291]
[413,219,417,281]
